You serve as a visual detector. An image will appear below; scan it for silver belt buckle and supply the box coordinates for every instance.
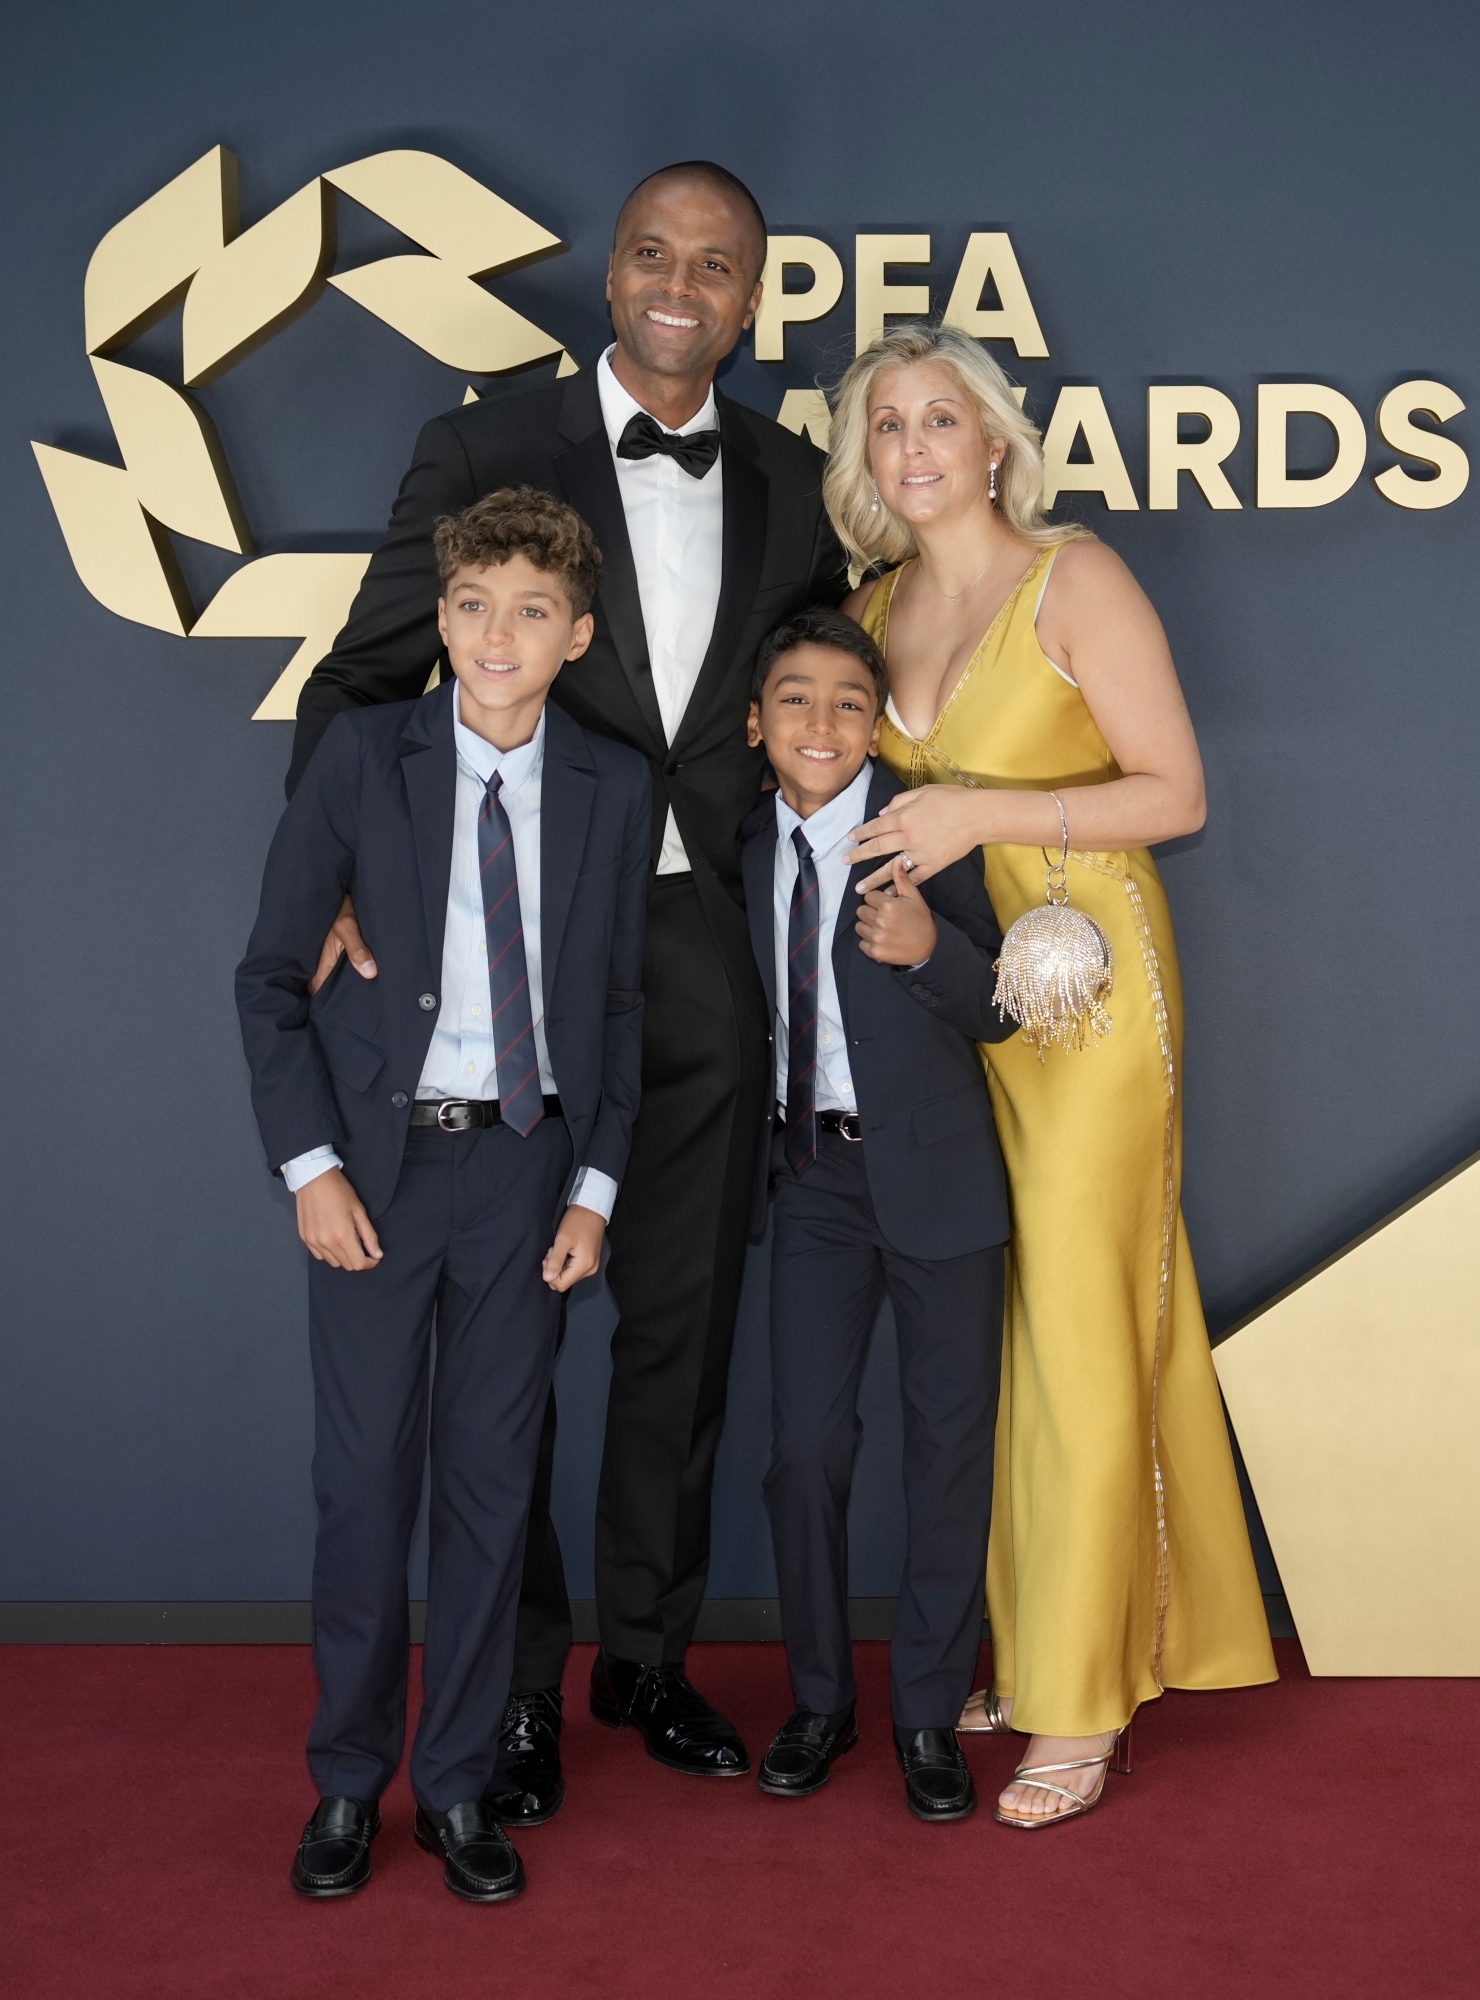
[436,1099,473,1132]
[838,1112,863,1142]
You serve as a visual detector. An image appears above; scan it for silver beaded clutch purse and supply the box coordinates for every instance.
[993,792,1113,1056]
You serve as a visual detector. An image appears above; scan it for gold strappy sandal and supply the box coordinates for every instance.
[994,1721,1134,1830]
[957,1689,1013,1733]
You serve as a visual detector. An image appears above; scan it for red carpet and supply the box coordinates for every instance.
[5,1638,1475,1999]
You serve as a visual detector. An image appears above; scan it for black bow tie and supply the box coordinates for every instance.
[616,410,721,480]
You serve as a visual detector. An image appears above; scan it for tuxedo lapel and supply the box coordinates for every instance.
[539,704,597,1001]
[552,375,666,751]
[672,396,768,756]
[742,799,780,1019]
[398,680,459,976]
[831,762,894,1017]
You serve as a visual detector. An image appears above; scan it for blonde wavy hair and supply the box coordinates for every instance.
[823,322,1090,571]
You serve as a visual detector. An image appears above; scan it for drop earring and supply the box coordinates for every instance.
[870,479,881,514]
[989,459,999,502]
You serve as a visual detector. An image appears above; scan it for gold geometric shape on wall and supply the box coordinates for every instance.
[331,254,563,374]
[30,444,194,634]
[84,146,238,356]
[325,150,564,375]
[1215,1152,1480,1676]
[322,150,561,276]
[183,179,337,386]
[191,553,374,721]
[35,145,571,717]
[89,358,252,553]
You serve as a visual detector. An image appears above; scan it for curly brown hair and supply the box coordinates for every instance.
[433,486,602,617]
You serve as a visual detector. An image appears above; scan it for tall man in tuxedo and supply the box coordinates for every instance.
[287,161,847,1815]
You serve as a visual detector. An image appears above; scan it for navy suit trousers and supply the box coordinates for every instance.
[764,1130,1004,1730]
[305,1117,572,1810]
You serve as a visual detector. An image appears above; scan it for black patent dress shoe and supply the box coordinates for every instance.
[414,1800,525,1903]
[290,1795,381,1898]
[485,1686,565,1826]
[590,1648,750,1776]
[756,1705,858,1797]
[895,1727,977,1822]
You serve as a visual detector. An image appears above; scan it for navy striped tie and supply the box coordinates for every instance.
[479,771,543,1138]
[784,826,820,1176]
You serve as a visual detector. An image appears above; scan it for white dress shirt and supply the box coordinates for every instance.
[282,687,618,1219]
[772,764,877,1115]
[596,346,723,875]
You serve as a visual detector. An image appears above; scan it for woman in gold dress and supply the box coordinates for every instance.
[827,325,1276,1827]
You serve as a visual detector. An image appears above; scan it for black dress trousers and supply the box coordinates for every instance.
[305,1117,572,1811]
[764,1130,1005,1730]
[588,874,771,1665]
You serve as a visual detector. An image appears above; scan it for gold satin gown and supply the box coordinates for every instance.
[864,552,1276,1735]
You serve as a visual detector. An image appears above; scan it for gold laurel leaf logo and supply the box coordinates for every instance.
[32,145,576,719]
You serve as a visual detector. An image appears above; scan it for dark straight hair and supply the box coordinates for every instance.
[751,606,889,714]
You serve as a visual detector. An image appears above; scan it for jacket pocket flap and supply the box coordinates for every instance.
[912,1084,990,1147]
[316,1018,386,1095]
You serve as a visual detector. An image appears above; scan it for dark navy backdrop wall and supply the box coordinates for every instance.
[5,0,1478,1603]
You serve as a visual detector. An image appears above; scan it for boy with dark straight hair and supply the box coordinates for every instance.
[740,607,1015,1822]
[237,488,650,1903]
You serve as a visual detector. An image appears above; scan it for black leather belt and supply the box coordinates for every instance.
[777,1104,864,1142]
[409,1096,562,1131]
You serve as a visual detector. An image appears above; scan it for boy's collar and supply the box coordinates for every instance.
[451,681,546,787]
[773,757,874,855]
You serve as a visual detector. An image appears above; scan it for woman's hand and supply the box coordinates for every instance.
[847,785,990,893]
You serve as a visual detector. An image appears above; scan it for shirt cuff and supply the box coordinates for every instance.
[568,1166,618,1222]
[282,1145,342,1193]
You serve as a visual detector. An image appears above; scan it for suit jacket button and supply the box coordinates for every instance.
[391,1091,409,1108]
[418,992,438,1010]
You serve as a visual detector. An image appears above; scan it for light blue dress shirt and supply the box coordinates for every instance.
[772,763,877,1115]
[282,687,619,1220]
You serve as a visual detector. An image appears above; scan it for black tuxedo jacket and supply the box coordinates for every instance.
[288,367,848,988]
[742,761,1017,1261]
[239,684,651,1220]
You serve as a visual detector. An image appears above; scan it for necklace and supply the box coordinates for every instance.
[917,539,1004,604]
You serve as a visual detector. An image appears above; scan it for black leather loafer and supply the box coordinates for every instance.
[485,1687,565,1826]
[895,1727,977,1822]
[757,1705,858,1797]
[414,1800,525,1903]
[590,1649,750,1776]
[290,1795,381,1898]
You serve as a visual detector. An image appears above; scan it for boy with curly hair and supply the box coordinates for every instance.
[237,488,650,1904]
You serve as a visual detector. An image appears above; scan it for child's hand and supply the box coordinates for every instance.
[543,1204,606,1292]
[855,855,939,965]
[295,1168,384,1271]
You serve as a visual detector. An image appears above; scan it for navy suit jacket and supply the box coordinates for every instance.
[236,682,651,1220]
[742,759,1015,1261]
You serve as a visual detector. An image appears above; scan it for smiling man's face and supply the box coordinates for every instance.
[747,642,883,820]
[606,173,765,397]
